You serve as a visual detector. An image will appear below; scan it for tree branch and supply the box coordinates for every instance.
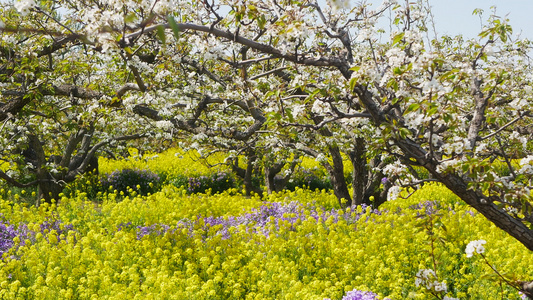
[0,170,39,188]
[125,22,352,77]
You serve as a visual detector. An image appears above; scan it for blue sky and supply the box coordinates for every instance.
[363,0,533,40]
[428,0,533,39]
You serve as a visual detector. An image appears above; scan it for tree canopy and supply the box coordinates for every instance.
[1,0,533,265]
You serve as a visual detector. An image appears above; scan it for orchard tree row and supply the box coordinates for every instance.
[1,0,533,272]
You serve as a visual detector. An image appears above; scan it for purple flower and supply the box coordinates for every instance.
[409,201,439,216]
[136,224,172,240]
[0,222,18,256]
[325,289,390,300]
[0,222,32,258]
[101,169,160,196]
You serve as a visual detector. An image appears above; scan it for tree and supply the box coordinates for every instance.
[0,1,152,203]
[2,0,533,280]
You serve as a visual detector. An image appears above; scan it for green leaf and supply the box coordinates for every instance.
[285,108,294,122]
[156,25,167,44]
[405,103,420,113]
[427,106,439,116]
[392,32,405,45]
[124,12,137,24]
[257,15,266,30]
[472,8,484,16]
[349,77,357,91]
[398,127,411,139]
[168,15,180,40]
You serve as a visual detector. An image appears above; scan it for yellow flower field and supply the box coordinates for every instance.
[0,152,531,299]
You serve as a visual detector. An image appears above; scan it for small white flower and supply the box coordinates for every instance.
[311,100,328,114]
[315,153,327,163]
[484,44,495,56]
[15,0,36,16]
[465,239,486,257]
[155,120,173,131]
[387,186,401,201]
[328,0,351,10]
[433,281,447,292]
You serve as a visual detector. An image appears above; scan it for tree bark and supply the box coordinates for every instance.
[264,155,299,194]
[354,81,533,250]
[265,163,284,194]
[37,173,64,204]
[396,138,533,251]
[231,151,262,197]
[350,138,367,206]
[323,145,351,208]
[26,134,62,203]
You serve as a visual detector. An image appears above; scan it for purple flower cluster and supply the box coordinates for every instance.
[409,201,440,216]
[324,289,391,300]
[0,219,75,259]
[136,223,171,240]
[185,172,235,194]
[0,221,31,257]
[101,168,161,196]
[188,176,204,193]
[134,202,383,241]
[0,222,20,256]
[39,220,76,242]
[202,201,307,238]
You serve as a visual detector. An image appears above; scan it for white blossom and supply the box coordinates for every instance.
[436,159,461,174]
[328,0,351,11]
[415,268,448,293]
[465,239,486,257]
[15,0,36,16]
[155,120,173,131]
[315,153,327,163]
[484,44,495,56]
[311,100,329,114]
[433,281,447,292]
[519,155,533,175]
[356,27,375,42]
[292,104,307,118]
[387,186,401,201]
[383,161,406,177]
[509,98,528,111]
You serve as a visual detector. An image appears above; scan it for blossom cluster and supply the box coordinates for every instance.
[465,240,486,258]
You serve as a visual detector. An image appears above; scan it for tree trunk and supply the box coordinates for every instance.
[265,166,280,194]
[231,151,262,197]
[264,154,299,194]
[37,173,64,204]
[243,152,256,197]
[350,138,367,206]
[439,171,533,251]
[355,83,533,251]
[27,134,61,204]
[396,138,533,251]
[324,145,351,208]
[349,140,388,208]
[365,157,389,208]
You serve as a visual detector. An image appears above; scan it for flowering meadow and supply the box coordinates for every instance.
[0,151,532,299]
